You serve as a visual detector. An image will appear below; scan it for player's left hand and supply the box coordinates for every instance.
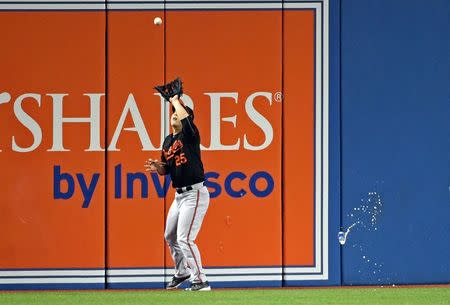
[144,158,165,172]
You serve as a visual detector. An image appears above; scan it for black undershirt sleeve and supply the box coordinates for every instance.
[181,117,199,141]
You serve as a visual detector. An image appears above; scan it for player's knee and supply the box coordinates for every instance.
[164,231,176,244]
[177,235,189,247]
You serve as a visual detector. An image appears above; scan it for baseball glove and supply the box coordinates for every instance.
[154,77,184,102]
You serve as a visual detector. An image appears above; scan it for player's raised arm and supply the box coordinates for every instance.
[170,95,198,138]
[170,95,189,120]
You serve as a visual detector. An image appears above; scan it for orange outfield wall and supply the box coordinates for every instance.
[0,12,106,270]
[0,5,317,289]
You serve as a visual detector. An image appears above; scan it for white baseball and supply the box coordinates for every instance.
[154,17,162,25]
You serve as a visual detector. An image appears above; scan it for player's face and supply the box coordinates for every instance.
[171,112,181,129]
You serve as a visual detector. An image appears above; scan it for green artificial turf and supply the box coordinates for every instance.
[1,287,449,305]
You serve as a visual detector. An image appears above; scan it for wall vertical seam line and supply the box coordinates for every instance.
[281,0,285,288]
[338,0,343,287]
[104,0,108,289]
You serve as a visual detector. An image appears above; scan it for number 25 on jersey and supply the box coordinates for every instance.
[175,153,187,167]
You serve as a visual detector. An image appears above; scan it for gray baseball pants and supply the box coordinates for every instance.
[164,183,210,283]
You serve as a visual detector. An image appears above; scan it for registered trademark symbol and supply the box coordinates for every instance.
[274,92,283,103]
[0,92,11,104]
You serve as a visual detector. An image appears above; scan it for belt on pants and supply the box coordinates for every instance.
[176,181,204,194]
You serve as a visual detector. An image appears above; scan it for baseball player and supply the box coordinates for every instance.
[144,95,211,291]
